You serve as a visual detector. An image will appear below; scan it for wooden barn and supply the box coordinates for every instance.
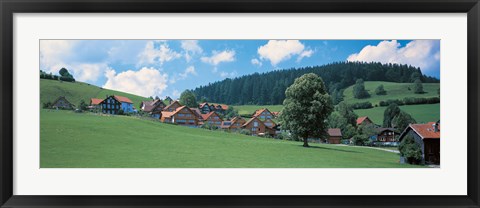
[51,96,74,109]
[398,121,440,165]
[327,128,343,144]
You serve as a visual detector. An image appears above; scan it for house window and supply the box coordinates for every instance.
[251,127,256,131]
[254,121,258,127]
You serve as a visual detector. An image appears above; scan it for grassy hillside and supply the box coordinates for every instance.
[40,79,149,108]
[343,81,440,105]
[355,103,440,125]
[40,110,419,168]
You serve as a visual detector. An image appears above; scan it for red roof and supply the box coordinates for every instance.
[90,98,103,105]
[220,104,229,110]
[328,128,343,137]
[199,102,210,108]
[356,116,371,125]
[252,108,273,117]
[161,106,191,119]
[114,95,133,104]
[408,122,440,139]
[201,111,222,121]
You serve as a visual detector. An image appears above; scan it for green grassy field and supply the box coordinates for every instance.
[354,103,440,125]
[343,81,440,105]
[232,105,283,115]
[40,79,149,108]
[40,110,419,168]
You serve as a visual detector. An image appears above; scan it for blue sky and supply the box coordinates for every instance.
[40,39,440,99]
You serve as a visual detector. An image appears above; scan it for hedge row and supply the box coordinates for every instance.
[379,97,440,107]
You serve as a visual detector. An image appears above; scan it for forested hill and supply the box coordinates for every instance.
[193,62,439,105]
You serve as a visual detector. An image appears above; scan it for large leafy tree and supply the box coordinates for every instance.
[179,90,198,108]
[353,79,370,99]
[392,111,416,131]
[279,73,334,147]
[383,103,401,127]
[414,79,424,94]
[336,101,358,127]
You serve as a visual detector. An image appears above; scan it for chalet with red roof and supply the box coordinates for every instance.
[160,106,198,126]
[242,117,267,136]
[327,128,343,144]
[221,117,247,131]
[398,121,440,164]
[201,111,223,127]
[252,108,274,120]
[163,100,182,112]
[356,116,373,126]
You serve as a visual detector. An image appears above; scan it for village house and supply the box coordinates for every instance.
[242,117,267,136]
[398,121,440,165]
[160,106,198,127]
[163,100,182,112]
[89,98,103,110]
[190,108,203,119]
[252,108,274,120]
[370,128,399,144]
[99,95,135,114]
[200,111,223,127]
[356,116,374,126]
[51,96,75,109]
[199,102,212,114]
[263,118,276,128]
[327,128,343,144]
[215,104,229,113]
[221,116,247,131]
[140,99,166,118]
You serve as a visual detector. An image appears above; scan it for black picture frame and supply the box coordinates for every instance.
[1,0,479,207]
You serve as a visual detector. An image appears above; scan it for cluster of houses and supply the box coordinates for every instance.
[326,116,440,165]
[49,95,440,165]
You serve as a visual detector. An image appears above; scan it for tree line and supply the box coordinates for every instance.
[192,61,439,105]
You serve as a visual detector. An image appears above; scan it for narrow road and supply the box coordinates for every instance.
[335,144,400,153]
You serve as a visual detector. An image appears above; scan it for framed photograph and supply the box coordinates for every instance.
[1,0,479,207]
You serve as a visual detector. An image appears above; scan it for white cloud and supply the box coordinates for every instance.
[257,40,313,66]
[179,66,197,79]
[220,71,238,78]
[181,40,203,62]
[103,67,168,97]
[201,50,235,65]
[297,49,314,62]
[347,40,439,71]
[251,58,262,67]
[137,41,181,66]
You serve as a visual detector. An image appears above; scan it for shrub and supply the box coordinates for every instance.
[118,109,125,115]
[42,102,52,109]
[350,101,373,109]
[239,129,251,135]
[375,84,387,95]
[201,123,218,130]
[352,134,371,146]
[399,135,422,164]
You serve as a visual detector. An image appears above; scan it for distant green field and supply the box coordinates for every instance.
[40,110,419,168]
[232,105,284,115]
[40,79,149,108]
[343,81,440,105]
[354,103,440,125]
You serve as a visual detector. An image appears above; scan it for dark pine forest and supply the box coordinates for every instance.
[193,61,439,105]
